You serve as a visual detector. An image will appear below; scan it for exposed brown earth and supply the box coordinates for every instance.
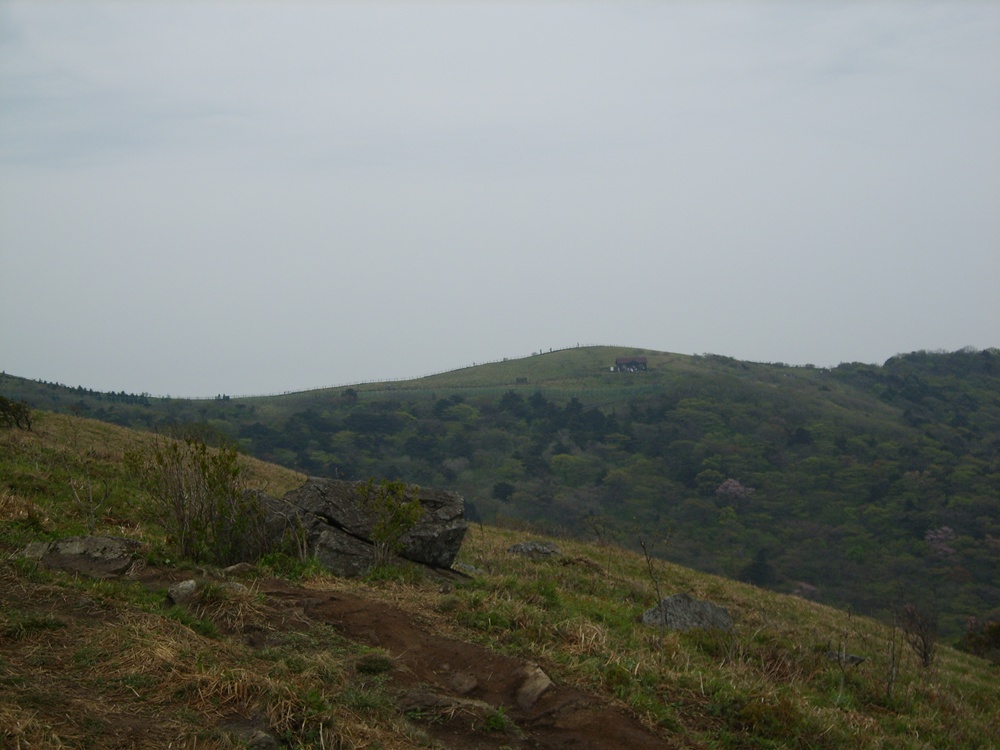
[8,534,677,748]
[16,555,677,749]
[260,578,675,749]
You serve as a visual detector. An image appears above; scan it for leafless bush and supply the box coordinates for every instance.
[898,603,937,668]
[129,437,270,565]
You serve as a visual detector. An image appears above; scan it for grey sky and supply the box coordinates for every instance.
[1,2,998,397]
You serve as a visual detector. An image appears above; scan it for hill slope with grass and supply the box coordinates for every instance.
[3,345,999,642]
[1,412,998,749]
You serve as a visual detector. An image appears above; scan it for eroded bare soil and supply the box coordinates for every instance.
[5,555,677,749]
[259,579,675,749]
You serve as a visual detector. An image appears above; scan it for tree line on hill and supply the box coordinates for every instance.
[1,348,997,642]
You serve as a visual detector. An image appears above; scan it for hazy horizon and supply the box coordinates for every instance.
[4,343,996,401]
[3,2,998,397]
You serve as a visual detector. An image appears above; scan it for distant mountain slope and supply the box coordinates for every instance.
[4,346,999,639]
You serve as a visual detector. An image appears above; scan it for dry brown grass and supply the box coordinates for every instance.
[26,410,306,495]
[0,561,425,749]
[441,524,1000,748]
[0,487,53,531]
[187,581,272,634]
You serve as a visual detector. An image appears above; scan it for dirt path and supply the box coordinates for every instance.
[263,581,676,749]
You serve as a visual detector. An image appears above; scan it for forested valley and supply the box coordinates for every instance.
[4,346,998,640]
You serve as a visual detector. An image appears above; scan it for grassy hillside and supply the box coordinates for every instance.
[1,412,998,748]
[3,346,999,644]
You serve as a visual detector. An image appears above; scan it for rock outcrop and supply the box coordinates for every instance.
[507,540,561,559]
[265,478,468,577]
[166,578,250,606]
[22,535,141,579]
[516,663,554,710]
[642,593,734,632]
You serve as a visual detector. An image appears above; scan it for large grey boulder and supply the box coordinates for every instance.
[265,478,468,576]
[309,527,379,578]
[642,593,734,632]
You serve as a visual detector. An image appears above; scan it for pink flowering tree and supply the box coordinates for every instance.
[715,478,756,505]
[924,526,957,559]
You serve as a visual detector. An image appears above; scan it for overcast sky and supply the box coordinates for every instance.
[1,2,998,397]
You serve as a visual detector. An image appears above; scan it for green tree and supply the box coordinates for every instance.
[492,481,516,502]
[550,453,598,488]
[358,478,424,569]
[739,548,776,586]
[0,395,32,430]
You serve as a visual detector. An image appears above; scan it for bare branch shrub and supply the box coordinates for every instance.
[62,453,109,534]
[586,515,618,581]
[881,612,906,703]
[850,612,906,706]
[639,538,665,646]
[129,437,270,566]
[898,603,937,668]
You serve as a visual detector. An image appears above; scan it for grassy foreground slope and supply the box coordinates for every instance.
[1,412,998,749]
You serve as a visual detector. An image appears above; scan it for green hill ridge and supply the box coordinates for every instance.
[3,345,998,643]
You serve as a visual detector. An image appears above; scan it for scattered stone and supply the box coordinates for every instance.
[220,720,278,750]
[22,541,50,559]
[242,730,277,750]
[826,651,866,667]
[448,671,479,695]
[516,663,553,710]
[167,579,199,605]
[22,535,141,579]
[222,562,256,577]
[507,541,561,559]
[642,593,734,632]
[167,579,250,606]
